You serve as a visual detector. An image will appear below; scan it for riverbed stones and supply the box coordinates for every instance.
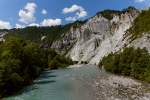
[94,74,150,100]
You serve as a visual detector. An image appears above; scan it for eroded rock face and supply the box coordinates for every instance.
[51,8,141,65]
[129,33,150,52]
[0,31,7,42]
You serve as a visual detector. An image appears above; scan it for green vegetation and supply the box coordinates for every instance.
[97,10,121,20]
[128,8,150,39]
[0,36,46,97]
[96,6,137,20]
[49,55,73,69]
[100,47,150,83]
[46,49,73,69]
[6,20,86,46]
[0,36,73,97]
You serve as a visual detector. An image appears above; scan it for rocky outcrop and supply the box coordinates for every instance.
[51,8,142,65]
[0,31,8,42]
[129,33,150,52]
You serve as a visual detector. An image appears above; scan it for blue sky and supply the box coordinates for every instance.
[0,0,148,29]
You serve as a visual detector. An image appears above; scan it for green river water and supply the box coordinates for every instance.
[4,65,100,100]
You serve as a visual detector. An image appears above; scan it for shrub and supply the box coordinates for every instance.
[100,47,150,83]
[0,36,46,96]
[128,8,150,39]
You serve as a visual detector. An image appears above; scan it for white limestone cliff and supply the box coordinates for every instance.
[51,8,150,65]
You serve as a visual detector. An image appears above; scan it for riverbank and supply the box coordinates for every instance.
[3,64,150,100]
[94,71,150,100]
[4,64,99,100]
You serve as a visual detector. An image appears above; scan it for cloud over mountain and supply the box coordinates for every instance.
[0,20,12,29]
[63,4,87,21]
[19,2,37,24]
[41,19,62,27]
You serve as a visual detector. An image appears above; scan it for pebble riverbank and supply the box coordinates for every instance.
[93,71,150,100]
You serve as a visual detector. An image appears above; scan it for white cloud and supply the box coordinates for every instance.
[41,9,47,15]
[0,20,12,29]
[15,24,25,29]
[135,0,145,2]
[16,23,39,28]
[63,4,87,22]
[29,23,39,27]
[19,2,37,24]
[135,0,150,8]
[41,19,62,27]
[15,19,61,28]
[76,10,87,18]
[65,17,77,21]
[63,4,84,14]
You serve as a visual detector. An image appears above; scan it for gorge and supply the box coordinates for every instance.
[0,6,150,100]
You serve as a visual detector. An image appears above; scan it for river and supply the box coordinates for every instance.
[4,65,100,100]
[3,64,150,100]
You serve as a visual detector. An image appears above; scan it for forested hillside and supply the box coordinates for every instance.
[0,36,73,97]
[5,21,86,46]
[128,8,150,39]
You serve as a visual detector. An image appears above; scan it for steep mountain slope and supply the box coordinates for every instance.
[125,9,150,52]
[0,29,9,41]
[51,7,141,65]
[3,21,85,47]
[2,7,150,66]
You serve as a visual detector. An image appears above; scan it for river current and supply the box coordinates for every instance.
[4,65,100,100]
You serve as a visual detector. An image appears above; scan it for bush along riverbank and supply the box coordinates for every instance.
[0,36,73,98]
[99,47,150,83]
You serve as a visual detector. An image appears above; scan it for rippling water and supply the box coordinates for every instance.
[4,65,100,100]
